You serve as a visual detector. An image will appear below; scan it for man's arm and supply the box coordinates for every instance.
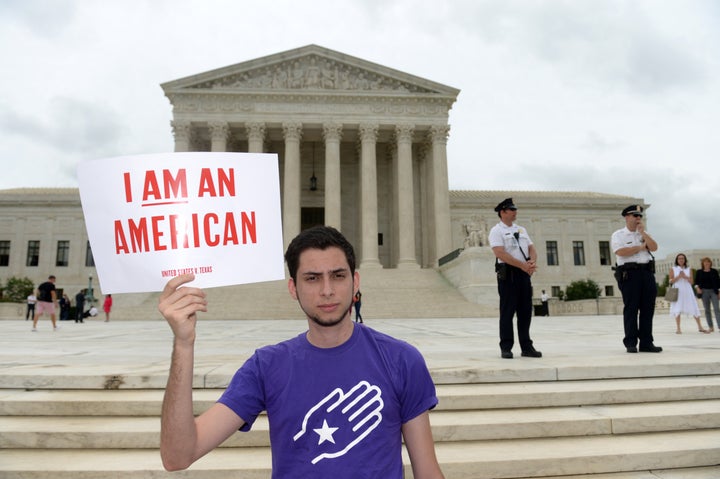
[158,274,243,471]
[402,411,445,479]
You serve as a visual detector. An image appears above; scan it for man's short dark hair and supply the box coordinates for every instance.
[284,226,356,282]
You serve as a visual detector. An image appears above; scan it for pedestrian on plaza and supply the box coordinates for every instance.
[59,293,71,321]
[693,257,720,332]
[75,289,86,323]
[488,198,542,359]
[26,293,37,321]
[353,290,363,323]
[611,205,662,353]
[669,253,707,334]
[540,290,549,317]
[103,294,113,322]
[32,275,58,332]
[158,226,445,478]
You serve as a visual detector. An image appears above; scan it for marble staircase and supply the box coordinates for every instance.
[2,361,720,477]
[108,268,494,321]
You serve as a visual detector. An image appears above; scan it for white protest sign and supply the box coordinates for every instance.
[77,152,284,293]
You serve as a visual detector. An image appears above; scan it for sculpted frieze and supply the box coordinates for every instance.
[188,54,437,94]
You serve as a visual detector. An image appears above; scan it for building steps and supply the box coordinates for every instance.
[2,369,720,477]
[109,268,493,320]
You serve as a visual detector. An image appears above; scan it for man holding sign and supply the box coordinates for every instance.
[158,226,444,478]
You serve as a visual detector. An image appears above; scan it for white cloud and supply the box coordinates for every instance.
[0,0,719,258]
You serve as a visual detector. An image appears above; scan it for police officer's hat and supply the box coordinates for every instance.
[621,205,644,217]
[494,198,517,213]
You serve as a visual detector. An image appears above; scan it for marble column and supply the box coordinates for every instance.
[395,124,419,268]
[246,122,266,153]
[171,120,192,152]
[428,124,452,266]
[282,122,303,248]
[322,123,343,230]
[209,121,229,152]
[359,123,381,269]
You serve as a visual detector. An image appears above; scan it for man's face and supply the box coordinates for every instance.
[624,213,643,230]
[500,208,517,224]
[288,246,359,328]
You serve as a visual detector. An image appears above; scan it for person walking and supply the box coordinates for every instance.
[353,290,363,323]
[488,198,542,359]
[611,205,662,353]
[669,253,707,334]
[694,257,720,332]
[540,290,549,317]
[32,275,58,332]
[103,294,113,322]
[26,293,37,321]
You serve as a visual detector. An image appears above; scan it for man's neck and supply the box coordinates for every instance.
[306,317,355,348]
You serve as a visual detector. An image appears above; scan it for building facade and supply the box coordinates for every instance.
[162,44,460,270]
[2,45,701,303]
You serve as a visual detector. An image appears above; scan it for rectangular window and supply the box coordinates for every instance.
[26,240,40,267]
[573,241,586,266]
[56,240,70,267]
[546,241,559,266]
[605,285,614,297]
[551,286,561,298]
[599,241,612,266]
[85,241,95,267]
[0,240,9,267]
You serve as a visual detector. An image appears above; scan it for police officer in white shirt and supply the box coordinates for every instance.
[488,198,542,359]
[611,204,662,353]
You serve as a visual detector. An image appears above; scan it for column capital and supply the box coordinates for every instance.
[245,122,266,141]
[427,124,451,145]
[170,120,192,142]
[208,121,229,142]
[322,122,343,142]
[282,122,303,141]
[359,123,379,142]
[395,123,415,143]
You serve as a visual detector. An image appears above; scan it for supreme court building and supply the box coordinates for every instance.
[161,44,458,270]
[1,45,683,306]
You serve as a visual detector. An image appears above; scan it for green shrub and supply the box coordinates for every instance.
[3,277,35,302]
[564,279,601,301]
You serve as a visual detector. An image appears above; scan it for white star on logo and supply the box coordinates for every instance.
[313,419,339,445]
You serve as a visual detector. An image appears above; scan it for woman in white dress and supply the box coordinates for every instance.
[669,253,708,334]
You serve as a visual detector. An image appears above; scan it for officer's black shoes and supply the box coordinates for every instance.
[639,345,663,353]
[626,346,638,353]
[501,351,514,359]
[521,349,542,358]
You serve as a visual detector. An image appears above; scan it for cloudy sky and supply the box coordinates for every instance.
[1,0,718,259]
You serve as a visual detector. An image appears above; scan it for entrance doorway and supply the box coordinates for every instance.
[301,207,325,231]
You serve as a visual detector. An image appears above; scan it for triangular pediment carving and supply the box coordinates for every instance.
[162,45,459,97]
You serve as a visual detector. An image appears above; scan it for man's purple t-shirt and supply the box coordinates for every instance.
[218,323,438,478]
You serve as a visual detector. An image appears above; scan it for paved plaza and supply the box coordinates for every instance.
[3,312,720,388]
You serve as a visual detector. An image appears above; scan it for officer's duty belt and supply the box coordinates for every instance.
[617,262,652,271]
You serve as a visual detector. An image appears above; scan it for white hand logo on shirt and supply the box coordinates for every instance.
[293,380,384,464]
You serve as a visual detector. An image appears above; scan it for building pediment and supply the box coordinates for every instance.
[161,44,459,97]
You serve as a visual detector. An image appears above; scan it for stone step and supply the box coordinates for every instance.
[1,430,718,478]
[3,375,720,416]
[2,400,719,449]
[111,268,491,320]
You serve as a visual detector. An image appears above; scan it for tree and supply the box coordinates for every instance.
[564,279,601,301]
[2,277,35,302]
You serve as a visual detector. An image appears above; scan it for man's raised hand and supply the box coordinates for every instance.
[158,273,207,342]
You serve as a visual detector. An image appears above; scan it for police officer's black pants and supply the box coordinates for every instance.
[497,266,534,352]
[618,268,657,348]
